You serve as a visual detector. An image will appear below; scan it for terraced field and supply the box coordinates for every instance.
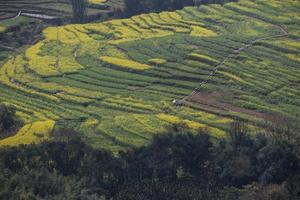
[0,0,123,20]
[0,0,299,151]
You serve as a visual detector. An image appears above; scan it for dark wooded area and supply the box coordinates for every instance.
[123,0,238,16]
[0,104,22,139]
[0,121,299,199]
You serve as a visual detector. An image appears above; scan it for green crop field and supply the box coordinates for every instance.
[0,0,299,151]
[0,0,123,20]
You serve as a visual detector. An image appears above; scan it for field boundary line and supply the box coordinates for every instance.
[175,10,289,106]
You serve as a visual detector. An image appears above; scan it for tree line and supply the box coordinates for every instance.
[0,114,299,199]
[70,0,87,23]
[123,0,239,17]
[0,104,22,139]
[68,0,240,23]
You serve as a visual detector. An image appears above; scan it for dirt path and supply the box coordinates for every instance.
[0,9,57,22]
[13,10,22,19]
[21,12,57,19]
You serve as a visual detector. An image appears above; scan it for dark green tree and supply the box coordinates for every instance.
[70,0,87,23]
[0,104,17,133]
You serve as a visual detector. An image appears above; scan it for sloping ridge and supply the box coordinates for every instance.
[180,8,289,104]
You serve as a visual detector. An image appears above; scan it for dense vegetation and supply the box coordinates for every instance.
[0,0,124,78]
[0,104,21,139]
[124,0,194,16]
[1,0,299,150]
[0,123,299,199]
[70,0,88,23]
[123,0,238,16]
[0,1,299,199]
[0,0,123,21]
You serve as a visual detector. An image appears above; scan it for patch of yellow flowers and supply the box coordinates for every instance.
[148,58,167,65]
[0,25,6,32]
[189,53,219,65]
[88,0,107,4]
[191,26,217,37]
[157,114,226,137]
[0,121,55,146]
[100,56,151,70]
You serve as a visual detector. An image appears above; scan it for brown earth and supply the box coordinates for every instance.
[189,91,280,122]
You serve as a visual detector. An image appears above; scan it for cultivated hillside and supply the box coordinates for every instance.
[0,0,123,20]
[0,0,299,151]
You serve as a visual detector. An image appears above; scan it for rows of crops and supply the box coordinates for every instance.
[0,0,299,151]
[0,0,123,20]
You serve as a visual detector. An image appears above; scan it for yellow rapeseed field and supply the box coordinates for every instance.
[148,58,167,65]
[0,25,6,32]
[191,26,217,37]
[0,121,55,146]
[157,114,226,137]
[100,56,151,70]
[88,0,107,4]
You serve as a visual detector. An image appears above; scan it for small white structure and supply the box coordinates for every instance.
[172,99,185,107]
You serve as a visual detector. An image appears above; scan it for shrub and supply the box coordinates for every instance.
[0,104,17,133]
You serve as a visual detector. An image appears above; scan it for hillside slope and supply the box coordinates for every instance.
[0,0,299,150]
[0,0,123,20]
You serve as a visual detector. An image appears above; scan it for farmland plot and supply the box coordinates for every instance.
[0,0,299,151]
[0,0,123,20]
